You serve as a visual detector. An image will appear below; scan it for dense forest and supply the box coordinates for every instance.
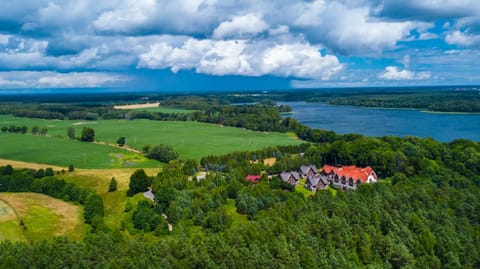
[324,90,480,113]
[1,131,480,268]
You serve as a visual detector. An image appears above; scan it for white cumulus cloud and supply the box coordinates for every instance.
[261,44,342,79]
[445,30,480,47]
[138,38,343,79]
[93,0,155,33]
[378,66,431,80]
[213,14,269,39]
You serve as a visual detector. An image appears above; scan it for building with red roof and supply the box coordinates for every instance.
[245,175,261,184]
[321,165,377,191]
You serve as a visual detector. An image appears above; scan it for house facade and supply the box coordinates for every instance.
[280,171,301,185]
[300,165,318,178]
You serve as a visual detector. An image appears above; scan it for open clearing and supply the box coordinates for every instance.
[133,106,199,114]
[0,193,86,241]
[114,102,160,110]
[113,103,196,114]
[58,168,161,230]
[0,115,302,165]
[59,168,161,194]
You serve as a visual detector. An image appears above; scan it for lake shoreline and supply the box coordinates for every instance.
[280,101,480,142]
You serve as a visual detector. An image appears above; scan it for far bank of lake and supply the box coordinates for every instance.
[281,102,480,142]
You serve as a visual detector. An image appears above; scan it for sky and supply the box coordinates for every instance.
[0,0,479,92]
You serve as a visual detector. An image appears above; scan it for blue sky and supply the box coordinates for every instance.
[0,0,479,92]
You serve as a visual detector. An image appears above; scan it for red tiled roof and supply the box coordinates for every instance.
[321,165,377,183]
[245,175,261,182]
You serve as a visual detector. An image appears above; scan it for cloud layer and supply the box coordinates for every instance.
[0,71,127,88]
[0,0,479,88]
[138,38,342,79]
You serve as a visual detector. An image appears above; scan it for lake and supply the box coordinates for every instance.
[281,102,480,142]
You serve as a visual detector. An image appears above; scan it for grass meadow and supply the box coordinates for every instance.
[0,133,159,169]
[0,115,302,167]
[58,168,161,230]
[0,193,86,242]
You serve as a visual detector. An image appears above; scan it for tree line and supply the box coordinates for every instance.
[1,125,48,135]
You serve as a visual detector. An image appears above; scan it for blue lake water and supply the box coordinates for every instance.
[281,102,480,142]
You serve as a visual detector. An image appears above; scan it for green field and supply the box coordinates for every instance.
[0,134,159,169]
[0,115,302,166]
[0,193,86,242]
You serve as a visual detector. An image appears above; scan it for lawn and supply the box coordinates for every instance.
[0,115,302,163]
[295,179,314,198]
[0,193,87,241]
[224,199,248,227]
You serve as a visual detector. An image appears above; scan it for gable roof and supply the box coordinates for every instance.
[306,175,319,186]
[280,171,300,182]
[300,165,318,175]
[321,165,377,183]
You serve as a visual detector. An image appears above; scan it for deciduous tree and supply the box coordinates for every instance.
[80,127,95,142]
[128,169,150,196]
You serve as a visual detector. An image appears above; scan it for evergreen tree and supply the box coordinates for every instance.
[84,192,104,224]
[108,177,118,192]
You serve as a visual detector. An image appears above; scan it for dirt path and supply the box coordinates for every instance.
[93,141,140,153]
[143,190,173,232]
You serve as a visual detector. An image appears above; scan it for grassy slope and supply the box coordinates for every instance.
[0,115,302,162]
[0,200,23,241]
[58,168,161,230]
[0,193,86,242]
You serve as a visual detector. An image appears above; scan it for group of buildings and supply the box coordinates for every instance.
[247,164,378,191]
[282,164,378,191]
